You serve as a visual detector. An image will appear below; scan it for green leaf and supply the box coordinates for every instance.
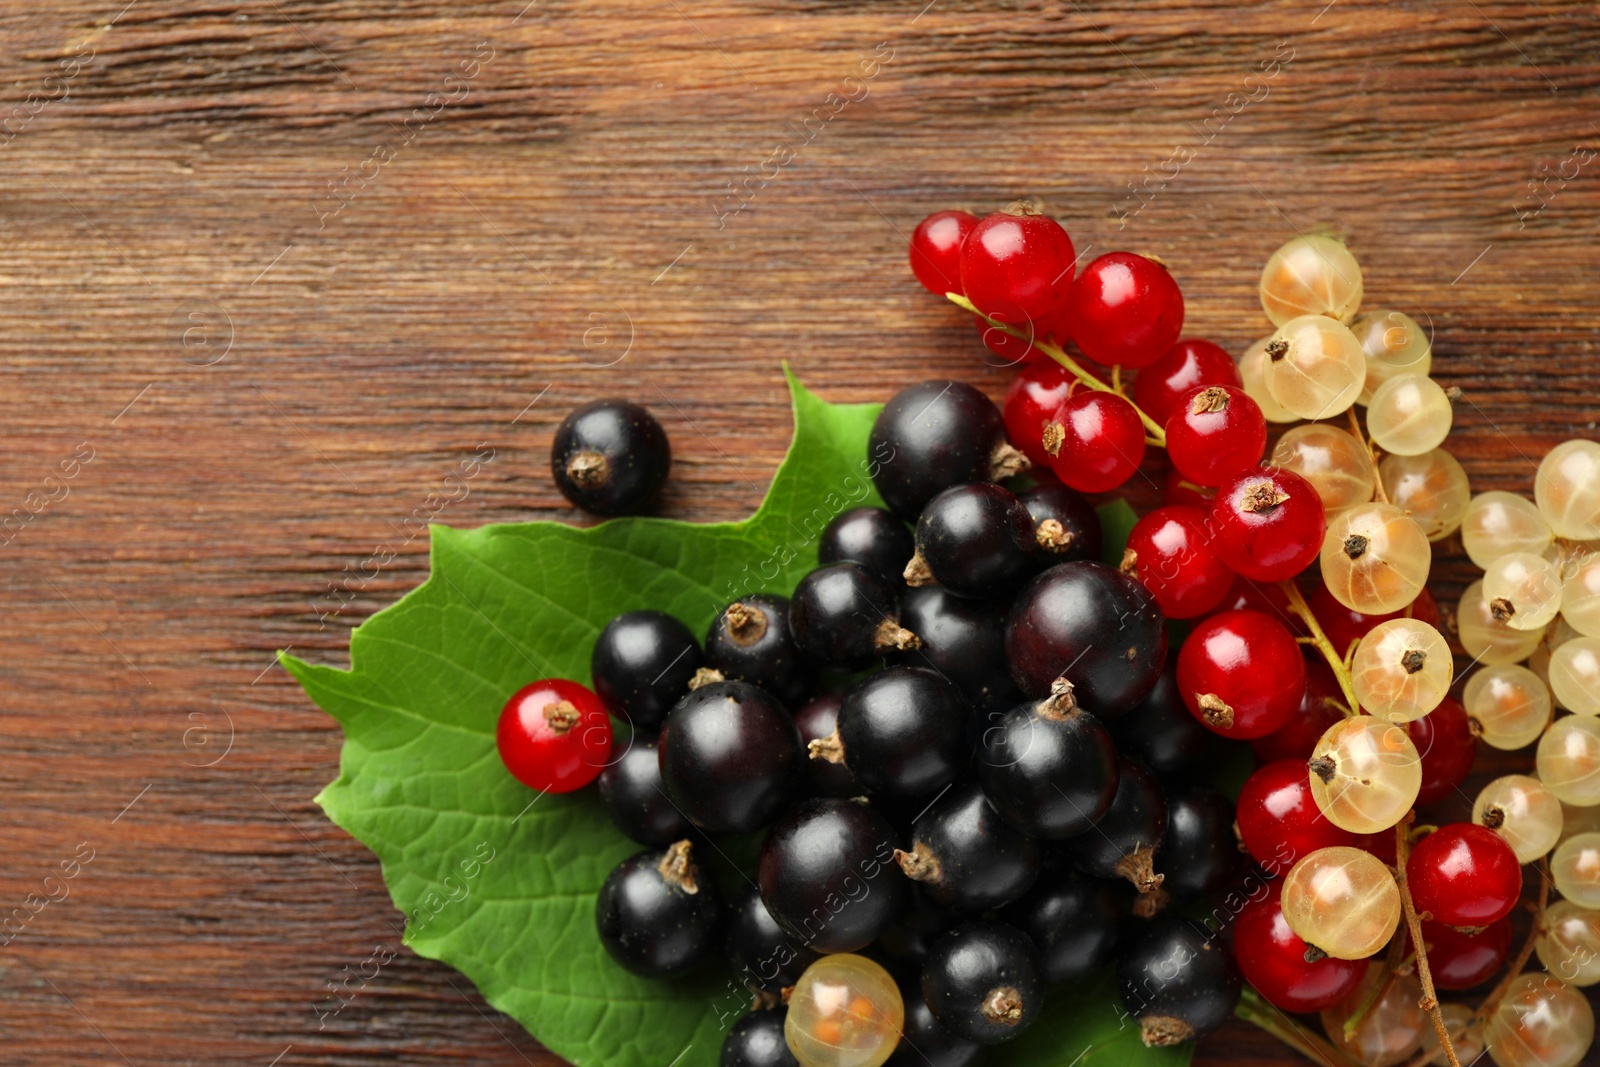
[285,372,1189,1067]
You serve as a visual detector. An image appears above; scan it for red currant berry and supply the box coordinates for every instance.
[1004,362,1079,467]
[1164,385,1267,489]
[1207,467,1327,582]
[1065,252,1184,368]
[1409,695,1476,807]
[1043,391,1146,493]
[1415,917,1511,990]
[1178,609,1307,739]
[496,679,613,793]
[1234,879,1365,1013]
[1133,339,1243,425]
[1406,823,1522,928]
[1122,505,1233,619]
[1162,468,1216,511]
[977,315,1046,369]
[958,206,1076,328]
[1309,582,1441,658]
[1251,654,1346,763]
[909,210,978,296]
[1237,759,1361,875]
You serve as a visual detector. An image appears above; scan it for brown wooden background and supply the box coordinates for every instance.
[4,0,1600,1063]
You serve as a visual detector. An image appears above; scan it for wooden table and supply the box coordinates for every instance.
[4,0,1599,1063]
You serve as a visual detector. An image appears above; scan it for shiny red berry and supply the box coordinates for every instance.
[1234,879,1365,1013]
[1407,823,1522,928]
[1004,362,1080,467]
[1178,609,1307,739]
[1043,390,1146,493]
[1251,654,1347,763]
[909,210,978,296]
[1164,385,1268,488]
[496,679,613,793]
[1208,574,1306,635]
[1133,339,1243,425]
[1409,695,1476,807]
[1207,467,1327,583]
[1065,252,1184,368]
[1309,582,1441,658]
[959,208,1076,329]
[1162,468,1216,511]
[1122,505,1233,619]
[1237,759,1362,875]
[1416,917,1512,990]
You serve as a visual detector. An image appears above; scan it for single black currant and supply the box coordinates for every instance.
[597,737,691,846]
[1004,561,1167,715]
[1017,474,1103,565]
[724,884,820,996]
[869,380,1026,520]
[877,885,960,969]
[895,782,1040,911]
[792,694,861,799]
[657,680,800,835]
[1158,787,1241,905]
[906,483,1035,598]
[1073,757,1168,894]
[720,1008,798,1067]
[1108,663,1225,777]
[595,839,723,977]
[819,506,915,589]
[977,681,1118,839]
[1116,917,1242,1047]
[887,980,981,1067]
[591,610,704,729]
[551,399,670,516]
[1000,869,1124,984]
[758,797,907,954]
[894,585,1019,711]
[705,595,810,707]
[818,666,970,800]
[789,562,920,672]
[921,920,1043,1045]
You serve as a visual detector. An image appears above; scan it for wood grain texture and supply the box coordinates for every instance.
[2,0,1599,1063]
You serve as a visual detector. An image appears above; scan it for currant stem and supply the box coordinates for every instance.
[1279,581,1361,716]
[1472,858,1550,1026]
[1235,987,1354,1066]
[1346,409,1390,505]
[1394,813,1461,1067]
[945,292,1168,445]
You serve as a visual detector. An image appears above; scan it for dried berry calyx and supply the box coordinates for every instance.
[1035,517,1074,552]
[723,602,767,646]
[989,440,1032,479]
[1197,693,1234,730]
[981,985,1025,1025]
[542,700,582,733]
[657,839,701,894]
[1343,534,1370,559]
[903,551,934,587]
[1190,387,1231,415]
[873,617,922,652]
[892,841,942,884]
[566,450,610,488]
[1241,481,1290,513]
[1401,649,1427,674]
[1041,421,1065,457]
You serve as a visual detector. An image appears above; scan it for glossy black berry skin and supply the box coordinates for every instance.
[977,694,1118,839]
[1001,869,1124,984]
[597,738,691,846]
[792,694,861,798]
[724,884,819,995]
[591,611,704,729]
[819,506,915,589]
[869,381,1008,520]
[789,563,913,672]
[1074,758,1168,890]
[705,595,810,708]
[1109,664,1225,775]
[897,782,1040,911]
[1004,561,1167,716]
[877,885,961,969]
[720,1009,798,1067]
[758,798,907,954]
[836,667,971,800]
[1117,918,1242,1047]
[888,982,981,1067]
[1017,475,1103,566]
[657,681,800,835]
[595,841,722,977]
[551,399,670,516]
[921,920,1043,1045]
[912,483,1036,598]
[1160,787,1242,904]
[894,585,1019,711]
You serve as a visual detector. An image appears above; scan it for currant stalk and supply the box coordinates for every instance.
[1471,858,1550,1026]
[1235,986,1351,1066]
[1279,581,1361,716]
[1394,814,1461,1067]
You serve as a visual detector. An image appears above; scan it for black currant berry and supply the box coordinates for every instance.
[551,399,670,516]
[887,981,980,1067]
[792,694,861,798]
[869,381,1026,520]
[1000,869,1124,984]
[921,920,1043,1045]
[592,611,704,729]
[894,585,1018,711]
[597,738,691,846]
[658,680,800,835]
[1116,917,1242,1047]
[705,595,810,708]
[724,884,820,996]
[1004,561,1167,715]
[1017,474,1102,565]
[906,483,1035,598]
[758,798,907,954]
[977,682,1118,839]
[1108,663,1224,777]
[1158,787,1241,905]
[789,563,920,672]
[720,1008,798,1067]
[895,782,1040,911]
[595,839,722,977]
[877,885,960,969]
[818,666,970,800]
[1074,758,1168,894]
[819,506,915,589]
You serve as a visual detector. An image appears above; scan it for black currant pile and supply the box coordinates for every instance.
[566,379,1255,1064]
